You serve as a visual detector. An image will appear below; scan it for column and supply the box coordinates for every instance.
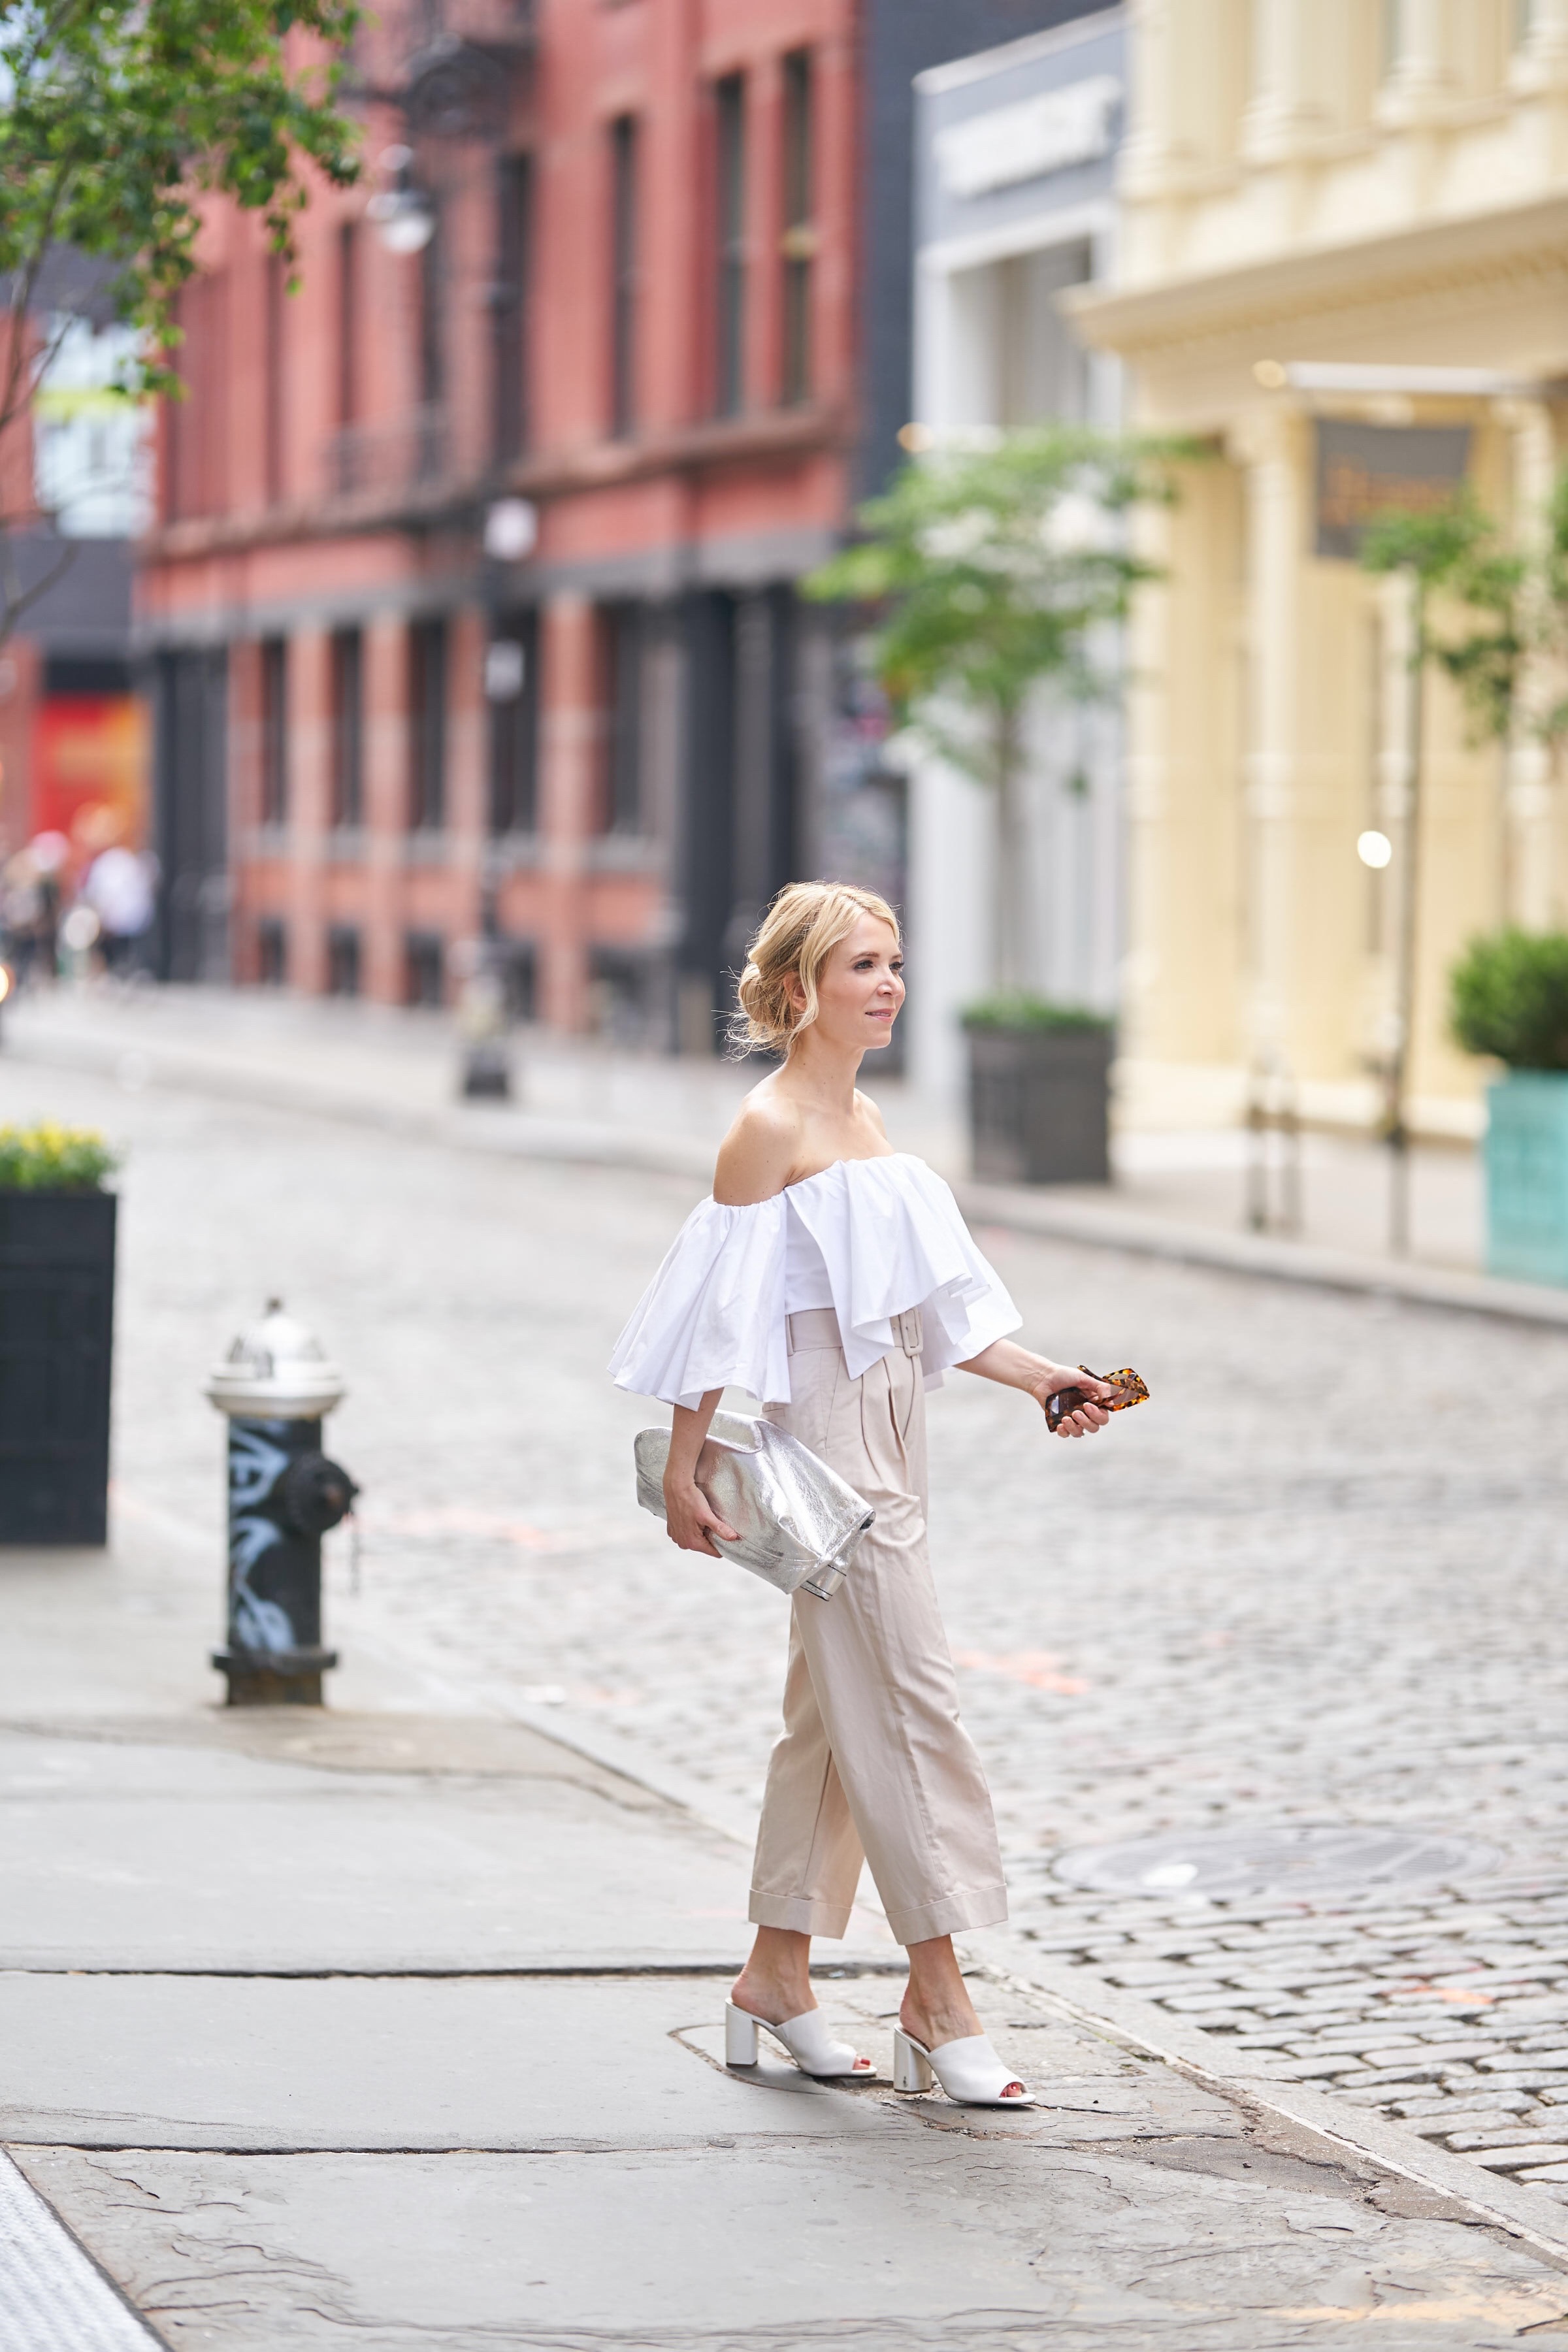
[361,613,407,1005]
[1241,0,1331,159]
[538,591,596,1030]
[444,603,487,945]
[287,628,331,996]
[1237,406,1305,1078]
[1512,0,1568,180]
[1379,0,1459,121]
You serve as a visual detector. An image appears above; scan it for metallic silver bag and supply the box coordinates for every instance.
[634,1411,875,1600]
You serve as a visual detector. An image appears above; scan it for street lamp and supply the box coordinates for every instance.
[368,144,435,255]
[1255,358,1549,1258]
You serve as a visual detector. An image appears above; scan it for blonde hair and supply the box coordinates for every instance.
[731,881,901,1057]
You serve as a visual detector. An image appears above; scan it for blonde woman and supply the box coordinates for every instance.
[610,881,1111,2105]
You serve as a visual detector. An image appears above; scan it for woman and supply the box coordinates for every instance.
[610,881,1111,2105]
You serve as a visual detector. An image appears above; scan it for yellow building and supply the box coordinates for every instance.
[1070,0,1568,1139]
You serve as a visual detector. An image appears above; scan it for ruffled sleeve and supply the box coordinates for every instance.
[787,1156,1021,1387]
[608,1195,790,1409]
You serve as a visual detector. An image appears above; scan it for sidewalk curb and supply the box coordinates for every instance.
[0,2151,169,2350]
[956,1181,1568,1332]
[963,1937,1568,2272]
[12,1010,1568,1329]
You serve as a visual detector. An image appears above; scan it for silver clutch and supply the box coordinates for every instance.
[634,1411,875,1600]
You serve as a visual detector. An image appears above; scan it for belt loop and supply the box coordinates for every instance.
[897,1307,923,1356]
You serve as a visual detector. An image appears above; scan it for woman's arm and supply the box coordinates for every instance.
[956,1339,1114,1439]
[663,1391,742,1556]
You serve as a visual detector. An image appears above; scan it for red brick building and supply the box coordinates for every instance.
[139,0,1087,1041]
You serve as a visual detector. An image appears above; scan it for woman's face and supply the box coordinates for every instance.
[797,915,905,1052]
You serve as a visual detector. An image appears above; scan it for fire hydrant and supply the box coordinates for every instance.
[206,1299,359,1706]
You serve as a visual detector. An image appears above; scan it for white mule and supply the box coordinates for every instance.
[725,2001,876,2080]
[892,2025,1033,2107]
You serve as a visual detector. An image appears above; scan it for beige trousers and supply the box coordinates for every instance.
[748,1307,1009,1947]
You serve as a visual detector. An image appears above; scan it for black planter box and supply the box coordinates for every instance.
[968,1025,1114,1186]
[0,1190,116,1544]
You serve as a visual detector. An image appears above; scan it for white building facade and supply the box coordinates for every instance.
[908,7,1126,1099]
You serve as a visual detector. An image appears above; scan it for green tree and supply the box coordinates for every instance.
[804,428,1183,994]
[1,0,362,644]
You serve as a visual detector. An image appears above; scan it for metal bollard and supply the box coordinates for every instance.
[206,1299,359,1707]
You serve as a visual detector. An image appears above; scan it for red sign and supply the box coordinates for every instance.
[33,694,149,854]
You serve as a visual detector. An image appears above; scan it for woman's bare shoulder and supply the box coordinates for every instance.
[713,1090,804,1207]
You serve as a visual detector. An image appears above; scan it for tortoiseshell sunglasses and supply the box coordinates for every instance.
[1045,1366,1150,1433]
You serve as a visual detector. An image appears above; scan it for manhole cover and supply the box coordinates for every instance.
[1053,1824,1503,1902]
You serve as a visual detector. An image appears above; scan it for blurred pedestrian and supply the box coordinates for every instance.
[80,843,156,975]
[611,880,1115,2106]
[2,851,44,986]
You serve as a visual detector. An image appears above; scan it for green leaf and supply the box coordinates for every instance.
[804,426,1195,785]
[0,0,363,424]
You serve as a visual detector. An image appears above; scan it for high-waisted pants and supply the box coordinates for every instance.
[747,1306,1009,1947]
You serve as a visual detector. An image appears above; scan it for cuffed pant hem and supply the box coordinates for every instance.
[748,1889,855,1938]
[885,1883,1009,1946]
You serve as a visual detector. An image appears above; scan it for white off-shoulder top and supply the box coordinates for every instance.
[608,1153,1021,1409]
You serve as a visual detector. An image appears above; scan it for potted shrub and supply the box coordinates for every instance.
[0,1124,119,1543]
[1450,929,1568,1284]
[962,994,1115,1185]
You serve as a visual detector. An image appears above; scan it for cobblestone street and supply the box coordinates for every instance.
[10,1054,1568,2208]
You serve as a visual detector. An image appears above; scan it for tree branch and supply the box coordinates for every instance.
[0,525,78,653]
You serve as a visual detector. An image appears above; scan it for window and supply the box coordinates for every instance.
[259,637,288,825]
[609,117,639,439]
[408,619,447,830]
[327,924,361,997]
[600,603,642,833]
[780,52,814,406]
[337,221,359,430]
[404,930,444,1007]
[167,274,228,520]
[330,627,363,830]
[487,612,539,835]
[257,917,287,985]
[265,253,286,504]
[714,74,746,417]
[493,156,532,463]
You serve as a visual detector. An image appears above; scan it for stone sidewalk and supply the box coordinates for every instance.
[8,1522,1568,2347]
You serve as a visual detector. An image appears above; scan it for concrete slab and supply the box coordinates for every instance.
[18,2132,1568,2350]
[0,1722,753,1972]
[0,1973,1235,2157]
[0,1975,899,2152]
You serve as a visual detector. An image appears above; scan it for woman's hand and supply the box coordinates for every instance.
[956,1339,1117,1437]
[661,1394,738,1556]
[662,1470,739,1558]
[1031,1364,1115,1439]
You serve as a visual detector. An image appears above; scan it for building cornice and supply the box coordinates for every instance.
[140,404,853,567]
[1065,191,1568,365]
